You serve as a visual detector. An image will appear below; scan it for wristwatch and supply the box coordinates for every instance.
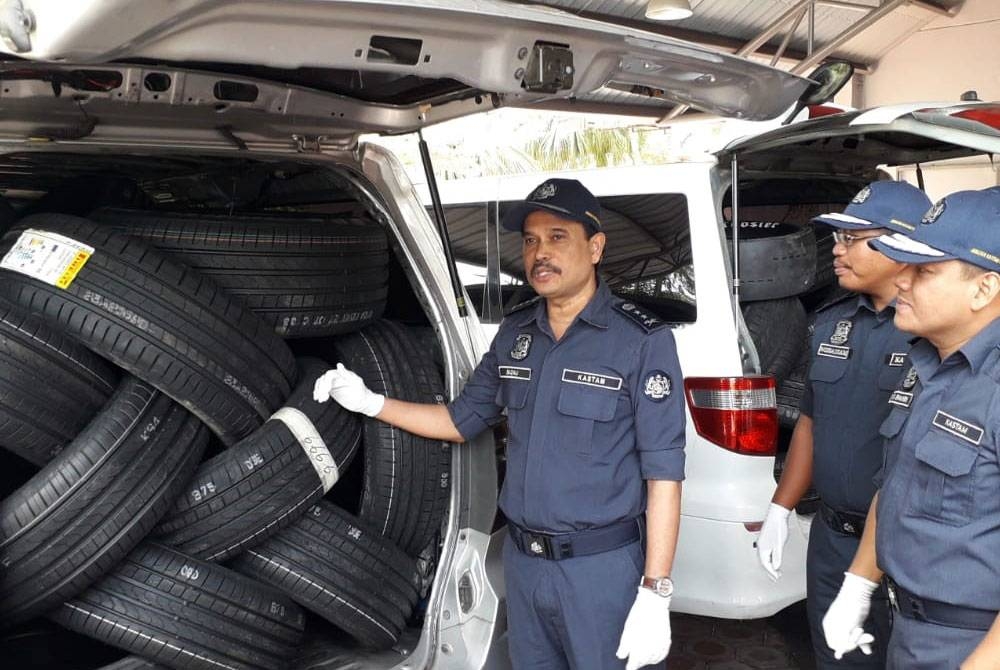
[640,575,674,598]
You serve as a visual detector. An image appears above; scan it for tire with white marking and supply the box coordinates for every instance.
[153,358,363,562]
[0,214,297,446]
[333,320,451,556]
[0,377,208,628]
[0,295,118,466]
[50,542,306,670]
[89,208,389,338]
[231,500,420,650]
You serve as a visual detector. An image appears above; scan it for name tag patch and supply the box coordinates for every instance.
[562,369,622,391]
[932,411,983,445]
[887,352,907,367]
[888,391,913,408]
[817,343,851,360]
[499,366,531,381]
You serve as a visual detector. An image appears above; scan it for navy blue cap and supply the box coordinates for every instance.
[870,188,1000,271]
[502,178,602,235]
[813,181,931,233]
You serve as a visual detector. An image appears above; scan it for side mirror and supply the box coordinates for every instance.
[782,61,854,125]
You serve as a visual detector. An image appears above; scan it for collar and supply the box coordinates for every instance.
[956,316,1000,374]
[513,280,613,330]
[911,316,1000,377]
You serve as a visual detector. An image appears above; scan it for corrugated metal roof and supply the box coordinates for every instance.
[522,0,964,67]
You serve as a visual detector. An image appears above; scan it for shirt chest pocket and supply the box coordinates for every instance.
[879,408,908,440]
[556,383,619,456]
[496,378,530,409]
[808,356,848,417]
[877,362,907,391]
[909,432,979,527]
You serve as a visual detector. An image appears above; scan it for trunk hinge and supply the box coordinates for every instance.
[292,134,327,153]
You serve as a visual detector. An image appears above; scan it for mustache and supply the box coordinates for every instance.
[531,262,561,275]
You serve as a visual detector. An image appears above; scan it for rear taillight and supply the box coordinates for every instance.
[806,103,844,119]
[684,376,777,456]
[951,106,1000,131]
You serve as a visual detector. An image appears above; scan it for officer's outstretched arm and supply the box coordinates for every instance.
[313,364,464,442]
[377,398,464,443]
[961,614,1000,669]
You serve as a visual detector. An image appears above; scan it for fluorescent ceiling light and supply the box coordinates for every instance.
[645,0,694,21]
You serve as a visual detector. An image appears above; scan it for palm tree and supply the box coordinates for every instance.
[522,117,645,170]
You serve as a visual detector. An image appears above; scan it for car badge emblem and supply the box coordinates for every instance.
[530,540,544,554]
[643,371,671,401]
[852,186,871,204]
[922,199,946,224]
[830,320,853,345]
[532,183,557,200]
[510,333,532,361]
[902,366,918,391]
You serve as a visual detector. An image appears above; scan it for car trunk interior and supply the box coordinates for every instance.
[0,149,452,670]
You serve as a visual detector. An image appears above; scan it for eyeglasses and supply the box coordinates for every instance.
[832,230,882,247]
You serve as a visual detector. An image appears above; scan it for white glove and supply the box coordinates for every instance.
[757,503,791,581]
[822,572,878,660]
[312,363,385,417]
[616,587,672,670]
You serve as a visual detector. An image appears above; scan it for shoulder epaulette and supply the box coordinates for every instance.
[614,300,668,333]
[815,289,856,314]
[505,295,542,315]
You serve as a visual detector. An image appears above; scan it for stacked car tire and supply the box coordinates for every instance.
[0,208,452,669]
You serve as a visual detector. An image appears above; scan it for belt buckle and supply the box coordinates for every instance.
[887,582,899,612]
[525,532,553,559]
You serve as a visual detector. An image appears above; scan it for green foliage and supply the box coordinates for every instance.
[522,118,646,170]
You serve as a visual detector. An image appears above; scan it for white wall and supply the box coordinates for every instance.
[865,0,1000,105]
[860,0,1000,194]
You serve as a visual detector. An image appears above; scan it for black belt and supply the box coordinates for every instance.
[886,577,998,631]
[507,518,641,560]
[819,503,866,538]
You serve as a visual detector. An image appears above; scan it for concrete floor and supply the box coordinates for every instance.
[669,601,815,670]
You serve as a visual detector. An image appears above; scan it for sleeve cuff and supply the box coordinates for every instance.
[639,448,686,481]
[447,401,491,442]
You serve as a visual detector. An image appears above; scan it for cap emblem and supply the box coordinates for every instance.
[852,186,872,204]
[922,200,946,224]
[532,182,557,200]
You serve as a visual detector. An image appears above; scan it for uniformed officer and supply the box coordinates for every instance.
[822,187,1000,668]
[755,181,931,669]
[313,178,686,670]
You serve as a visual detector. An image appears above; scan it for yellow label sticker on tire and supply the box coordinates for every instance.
[0,229,95,289]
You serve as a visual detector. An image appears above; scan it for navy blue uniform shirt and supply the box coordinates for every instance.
[800,294,910,514]
[448,282,686,533]
[876,316,1000,611]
